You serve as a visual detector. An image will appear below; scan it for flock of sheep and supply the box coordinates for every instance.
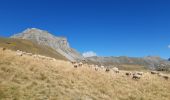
[2,48,57,61]
[15,49,57,61]
[1,47,170,80]
[71,61,170,80]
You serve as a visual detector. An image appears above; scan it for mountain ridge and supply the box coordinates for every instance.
[86,56,170,71]
[10,28,170,71]
[11,28,84,61]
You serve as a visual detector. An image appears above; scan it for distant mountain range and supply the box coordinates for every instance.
[0,28,169,71]
[86,56,170,71]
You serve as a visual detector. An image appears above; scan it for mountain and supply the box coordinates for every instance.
[9,28,170,71]
[11,28,84,61]
[86,56,170,71]
[0,37,67,60]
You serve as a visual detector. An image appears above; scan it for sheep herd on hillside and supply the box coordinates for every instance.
[1,47,170,80]
[2,48,56,61]
[15,50,57,61]
[71,61,170,80]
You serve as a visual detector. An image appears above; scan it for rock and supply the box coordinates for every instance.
[11,28,84,61]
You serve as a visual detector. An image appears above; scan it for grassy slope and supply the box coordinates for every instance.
[0,49,170,100]
[0,37,67,61]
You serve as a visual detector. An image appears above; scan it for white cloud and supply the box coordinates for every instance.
[83,51,97,57]
[168,45,170,48]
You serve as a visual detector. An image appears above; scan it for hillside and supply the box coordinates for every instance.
[86,56,170,71]
[11,28,84,61]
[0,37,67,61]
[0,48,170,100]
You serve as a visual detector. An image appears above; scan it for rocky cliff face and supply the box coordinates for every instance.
[11,28,84,61]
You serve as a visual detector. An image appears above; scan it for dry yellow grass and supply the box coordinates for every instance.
[0,48,170,100]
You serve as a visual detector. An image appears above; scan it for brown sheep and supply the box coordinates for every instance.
[71,61,76,64]
[95,67,98,71]
[162,75,169,80]
[125,72,132,76]
[105,68,110,72]
[2,48,6,51]
[74,64,78,68]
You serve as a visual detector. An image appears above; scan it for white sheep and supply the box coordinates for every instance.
[135,72,144,76]
[151,71,159,75]
[101,66,105,69]
[26,53,33,56]
[78,62,83,67]
[16,50,23,56]
[158,73,169,80]
[132,74,141,79]
[112,67,119,73]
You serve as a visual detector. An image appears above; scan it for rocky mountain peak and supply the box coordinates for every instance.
[11,28,84,61]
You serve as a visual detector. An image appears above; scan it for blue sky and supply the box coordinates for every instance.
[0,0,170,58]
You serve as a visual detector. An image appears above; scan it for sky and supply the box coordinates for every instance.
[0,0,170,58]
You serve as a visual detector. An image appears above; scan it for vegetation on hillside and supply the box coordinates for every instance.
[0,37,67,61]
[0,48,170,100]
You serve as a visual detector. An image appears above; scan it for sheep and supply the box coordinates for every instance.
[89,64,95,68]
[74,64,78,68]
[112,67,119,73]
[26,53,33,56]
[162,75,169,80]
[82,60,86,63]
[2,48,6,51]
[71,61,76,64]
[158,73,169,80]
[101,66,105,69]
[33,55,38,58]
[21,51,27,55]
[136,72,144,76]
[105,68,110,72]
[132,74,141,79]
[78,62,83,67]
[151,71,159,75]
[16,50,21,52]
[95,67,98,71]
[51,58,56,61]
[125,72,132,76]
[16,50,23,56]
[158,73,163,77]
